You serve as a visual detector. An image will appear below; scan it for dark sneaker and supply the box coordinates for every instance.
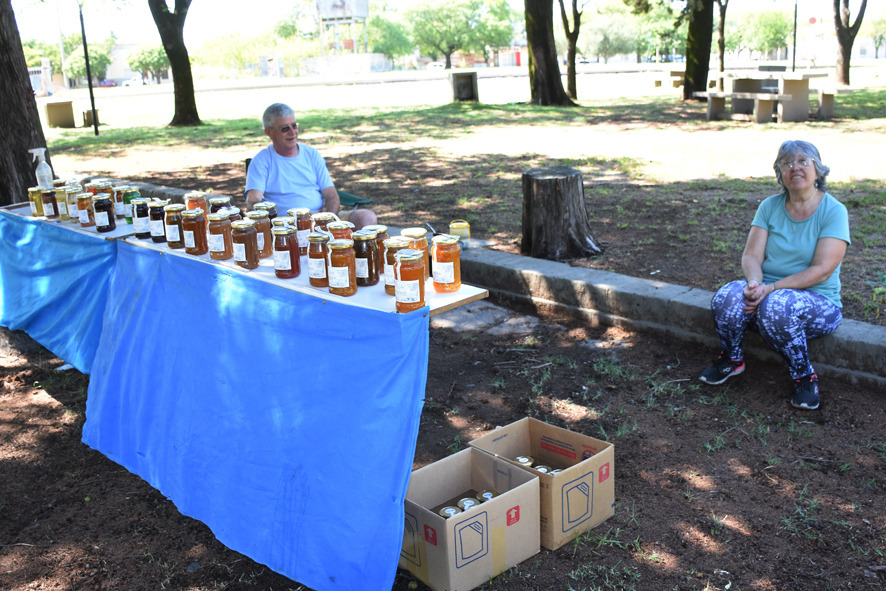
[699,353,745,385]
[791,374,820,410]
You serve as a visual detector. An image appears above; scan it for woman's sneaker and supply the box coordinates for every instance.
[791,373,820,410]
[699,353,745,385]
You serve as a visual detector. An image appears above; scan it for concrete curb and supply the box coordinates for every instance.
[462,248,886,389]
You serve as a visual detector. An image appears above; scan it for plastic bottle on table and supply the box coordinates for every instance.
[28,148,54,189]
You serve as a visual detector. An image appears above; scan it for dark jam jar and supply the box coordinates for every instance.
[40,189,60,219]
[231,219,259,270]
[149,200,168,243]
[182,208,208,255]
[93,194,117,232]
[131,198,151,238]
[164,203,186,249]
[209,196,231,213]
[254,201,277,221]
[353,229,379,287]
[272,226,300,279]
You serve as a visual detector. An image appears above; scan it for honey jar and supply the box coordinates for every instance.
[401,227,430,281]
[383,237,411,296]
[184,191,208,215]
[28,186,44,217]
[65,185,82,223]
[290,207,312,255]
[431,234,461,293]
[182,208,208,255]
[40,189,59,219]
[307,232,330,288]
[327,220,354,240]
[208,212,234,260]
[394,249,426,313]
[231,219,259,269]
[327,238,357,297]
[246,210,273,259]
[363,224,389,271]
[353,229,379,287]
[311,211,337,233]
[77,193,95,227]
[111,185,129,218]
[254,200,278,220]
[272,226,300,279]
[164,203,186,249]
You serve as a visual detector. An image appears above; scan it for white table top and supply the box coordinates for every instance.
[1,203,136,241]
[721,70,829,81]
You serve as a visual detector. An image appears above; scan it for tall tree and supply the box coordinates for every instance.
[128,45,171,82]
[682,0,713,100]
[408,0,476,69]
[557,0,584,99]
[147,0,200,126]
[1,0,51,206]
[524,0,574,105]
[714,0,728,90]
[833,0,867,85]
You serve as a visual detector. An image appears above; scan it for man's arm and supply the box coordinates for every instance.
[320,186,340,214]
[245,189,263,211]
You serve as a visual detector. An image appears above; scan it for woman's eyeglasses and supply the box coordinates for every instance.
[779,157,814,170]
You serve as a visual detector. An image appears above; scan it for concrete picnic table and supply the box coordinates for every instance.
[698,70,830,123]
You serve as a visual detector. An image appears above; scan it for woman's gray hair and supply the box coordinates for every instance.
[262,103,295,129]
[773,140,830,195]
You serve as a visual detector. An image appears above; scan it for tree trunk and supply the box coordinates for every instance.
[833,0,868,86]
[524,0,575,106]
[0,0,51,206]
[683,0,714,101]
[521,166,604,260]
[558,0,582,100]
[715,0,728,91]
[147,0,201,126]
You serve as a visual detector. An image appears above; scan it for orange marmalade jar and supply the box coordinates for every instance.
[328,220,354,240]
[353,229,379,287]
[383,237,411,296]
[394,249,426,313]
[184,191,208,215]
[431,234,461,293]
[289,208,313,255]
[272,226,300,279]
[231,219,259,269]
[327,238,357,297]
[208,212,233,260]
[77,193,95,227]
[182,208,208,256]
[307,232,330,288]
[246,210,273,259]
[401,227,430,281]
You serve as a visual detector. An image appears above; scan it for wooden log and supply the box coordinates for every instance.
[520,166,605,260]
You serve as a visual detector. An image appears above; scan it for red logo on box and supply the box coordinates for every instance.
[424,525,437,546]
[506,506,520,526]
[599,462,610,483]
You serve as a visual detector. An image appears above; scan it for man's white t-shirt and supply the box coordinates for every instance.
[245,144,334,213]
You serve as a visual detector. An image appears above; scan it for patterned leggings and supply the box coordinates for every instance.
[710,280,842,379]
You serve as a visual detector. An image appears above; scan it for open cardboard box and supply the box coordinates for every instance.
[469,417,615,550]
[399,447,540,591]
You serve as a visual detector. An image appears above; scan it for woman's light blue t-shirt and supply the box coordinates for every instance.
[751,192,851,307]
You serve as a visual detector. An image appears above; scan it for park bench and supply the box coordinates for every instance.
[810,87,852,120]
[693,90,792,123]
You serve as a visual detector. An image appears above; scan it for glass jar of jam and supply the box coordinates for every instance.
[164,203,186,249]
[54,188,70,221]
[307,232,330,288]
[311,211,338,234]
[383,237,411,296]
[432,234,462,293]
[401,227,430,281]
[28,187,44,217]
[363,224,389,271]
[182,208,208,255]
[353,229,379,287]
[84,181,103,195]
[184,191,208,215]
[272,226,300,279]
[231,219,259,269]
[327,238,357,297]
[131,198,151,238]
[328,220,354,240]
[111,185,129,218]
[209,196,231,214]
[271,215,293,229]
[65,185,81,222]
[289,207,313,255]
[208,212,234,260]
[93,194,117,232]
[52,179,67,189]
[225,206,242,222]
[148,200,168,243]
[394,249,426,313]
[254,200,277,220]
[246,210,273,259]
[41,189,60,219]
[122,188,141,223]
[77,193,95,227]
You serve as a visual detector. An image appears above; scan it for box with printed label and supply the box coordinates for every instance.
[468,417,615,550]
[399,447,540,591]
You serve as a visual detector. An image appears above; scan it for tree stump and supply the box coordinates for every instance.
[520,166,604,261]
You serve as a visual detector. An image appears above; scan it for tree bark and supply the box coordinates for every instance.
[147,0,201,126]
[833,0,868,86]
[683,0,714,101]
[524,0,575,106]
[558,0,582,100]
[0,0,51,206]
[521,166,604,260]
[715,0,728,91]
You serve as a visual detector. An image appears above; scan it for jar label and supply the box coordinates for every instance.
[433,261,455,284]
[273,250,292,271]
[355,257,369,279]
[69,205,79,220]
[150,219,164,237]
[297,229,309,248]
[44,202,55,217]
[308,257,326,279]
[124,203,133,218]
[233,242,246,262]
[114,201,125,216]
[95,210,109,227]
[79,209,90,224]
[134,216,149,233]
[165,223,181,242]
[328,265,350,288]
[257,233,265,251]
[184,230,196,248]
[208,233,225,252]
[57,200,68,215]
[396,279,421,303]
[384,263,396,285]
[29,200,38,215]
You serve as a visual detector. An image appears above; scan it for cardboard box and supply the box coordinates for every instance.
[469,417,615,550]
[399,448,540,591]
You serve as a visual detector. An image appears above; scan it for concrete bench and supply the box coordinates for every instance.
[810,88,851,120]
[693,91,792,123]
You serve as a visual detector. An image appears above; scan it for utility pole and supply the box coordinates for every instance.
[76,0,99,135]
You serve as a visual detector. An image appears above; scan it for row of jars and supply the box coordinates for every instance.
[27,179,144,234]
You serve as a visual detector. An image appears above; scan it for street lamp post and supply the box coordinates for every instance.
[77,0,99,136]
[791,0,798,71]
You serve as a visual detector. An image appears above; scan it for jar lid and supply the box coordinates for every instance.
[312,212,336,221]
[208,196,231,205]
[164,203,186,212]
[432,233,460,245]
[40,189,56,195]
[112,185,130,192]
[394,248,423,262]
[246,210,269,220]
[327,220,352,230]
[272,216,294,227]
[353,229,377,240]
[182,209,204,218]
[64,185,82,194]
[401,227,428,238]
[131,198,149,205]
[122,188,141,196]
[52,179,67,187]
[254,201,276,210]
[231,219,255,230]
[75,192,92,199]
[288,207,311,216]
[183,190,205,198]
[363,224,388,234]
[148,200,168,208]
[272,225,295,236]
[328,238,354,250]
[207,212,229,221]
[308,232,330,243]
[28,186,42,192]
[383,237,411,248]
